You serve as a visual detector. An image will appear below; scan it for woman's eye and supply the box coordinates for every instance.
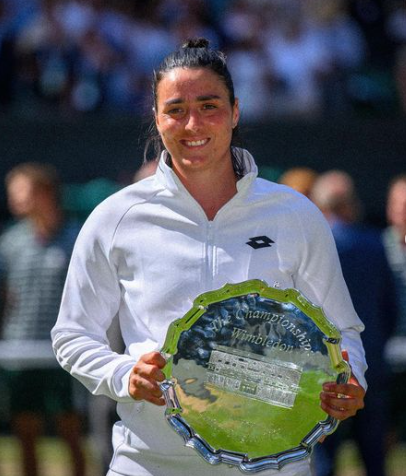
[168,108,183,115]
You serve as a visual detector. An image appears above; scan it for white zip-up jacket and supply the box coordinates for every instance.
[52,149,366,476]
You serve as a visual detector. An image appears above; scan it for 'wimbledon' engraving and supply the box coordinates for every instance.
[235,309,313,351]
[206,349,302,408]
[231,325,312,352]
[231,327,295,352]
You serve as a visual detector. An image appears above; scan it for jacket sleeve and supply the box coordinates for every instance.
[51,203,136,402]
[292,201,368,390]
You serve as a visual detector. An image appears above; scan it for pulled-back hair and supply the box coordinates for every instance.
[153,38,235,110]
[144,38,245,177]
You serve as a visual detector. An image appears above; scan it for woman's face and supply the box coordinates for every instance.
[155,67,239,179]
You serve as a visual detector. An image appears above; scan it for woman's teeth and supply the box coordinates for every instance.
[186,139,207,147]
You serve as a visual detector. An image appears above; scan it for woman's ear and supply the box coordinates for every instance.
[232,98,240,129]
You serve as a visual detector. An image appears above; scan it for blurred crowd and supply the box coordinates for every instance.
[0,160,405,475]
[0,0,406,119]
[0,1,406,475]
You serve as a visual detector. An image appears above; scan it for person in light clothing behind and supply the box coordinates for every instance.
[0,163,85,476]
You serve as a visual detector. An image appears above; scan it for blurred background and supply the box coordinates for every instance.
[0,0,405,475]
[0,0,405,223]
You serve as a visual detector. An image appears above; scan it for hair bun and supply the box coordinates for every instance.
[182,38,210,49]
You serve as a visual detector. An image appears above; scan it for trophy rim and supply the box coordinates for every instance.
[160,379,342,472]
[160,280,351,472]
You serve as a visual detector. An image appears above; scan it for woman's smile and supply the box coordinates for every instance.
[182,138,210,147]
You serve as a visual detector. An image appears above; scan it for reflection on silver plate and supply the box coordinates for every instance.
[160,280,350,472]
[206,346,302,409]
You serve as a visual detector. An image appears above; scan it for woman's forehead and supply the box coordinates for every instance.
[156,67,228,102]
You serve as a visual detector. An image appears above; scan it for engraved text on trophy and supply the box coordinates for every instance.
[206,347,302,408]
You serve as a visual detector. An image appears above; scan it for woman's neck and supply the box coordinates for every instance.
[176,163,238,221]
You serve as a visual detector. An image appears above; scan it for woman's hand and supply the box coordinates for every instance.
[128,351,166,406]
[320,350,365,421]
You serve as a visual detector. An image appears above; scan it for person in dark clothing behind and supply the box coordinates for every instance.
[311,170,397,476]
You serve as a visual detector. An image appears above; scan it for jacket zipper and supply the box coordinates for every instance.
[205,221,215,289]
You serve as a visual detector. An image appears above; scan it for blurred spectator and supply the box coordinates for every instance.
[278,166,318,197]
[0,163,85,476]
[0,0,41,109]
[171,10,221,57]
[311,170,396,476]
[310,0,368,114]
[386,0,406,47]
[344,0,397,112]
[56,0,97,44]
[14,0,75,109]
[311,0,367,69]
[226,35,274,121]
[126,1,176,113]
[348,0,394,69]
[173,0,221,45]
[383,175,406,443]
[263,8,332,117]
[222,0,275,121]
[222,0,262,44]
[96,5,140,113]
[69,25,119,112]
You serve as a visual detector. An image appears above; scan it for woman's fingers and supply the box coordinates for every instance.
[128,352,167,405]
[320,381,365,421]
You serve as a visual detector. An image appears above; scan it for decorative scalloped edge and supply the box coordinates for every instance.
[161,381,341,472]
[160,280,351,471]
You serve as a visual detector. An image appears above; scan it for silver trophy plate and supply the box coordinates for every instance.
[160,280,350,472]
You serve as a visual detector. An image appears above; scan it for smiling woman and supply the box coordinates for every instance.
[150,39,242,220]
[154,67,239,218]
[146,39,243,174]
[51,38,367,476]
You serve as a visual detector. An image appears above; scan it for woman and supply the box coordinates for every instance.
[52,39,366,476]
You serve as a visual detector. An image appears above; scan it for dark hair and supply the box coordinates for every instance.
[153,38,235,110]
[144,38,245,177]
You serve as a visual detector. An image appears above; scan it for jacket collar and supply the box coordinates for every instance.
[155,147,258,195]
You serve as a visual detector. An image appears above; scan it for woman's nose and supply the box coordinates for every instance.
[185,110,201,132]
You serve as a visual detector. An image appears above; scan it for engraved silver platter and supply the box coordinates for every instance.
[160,280,350,472]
